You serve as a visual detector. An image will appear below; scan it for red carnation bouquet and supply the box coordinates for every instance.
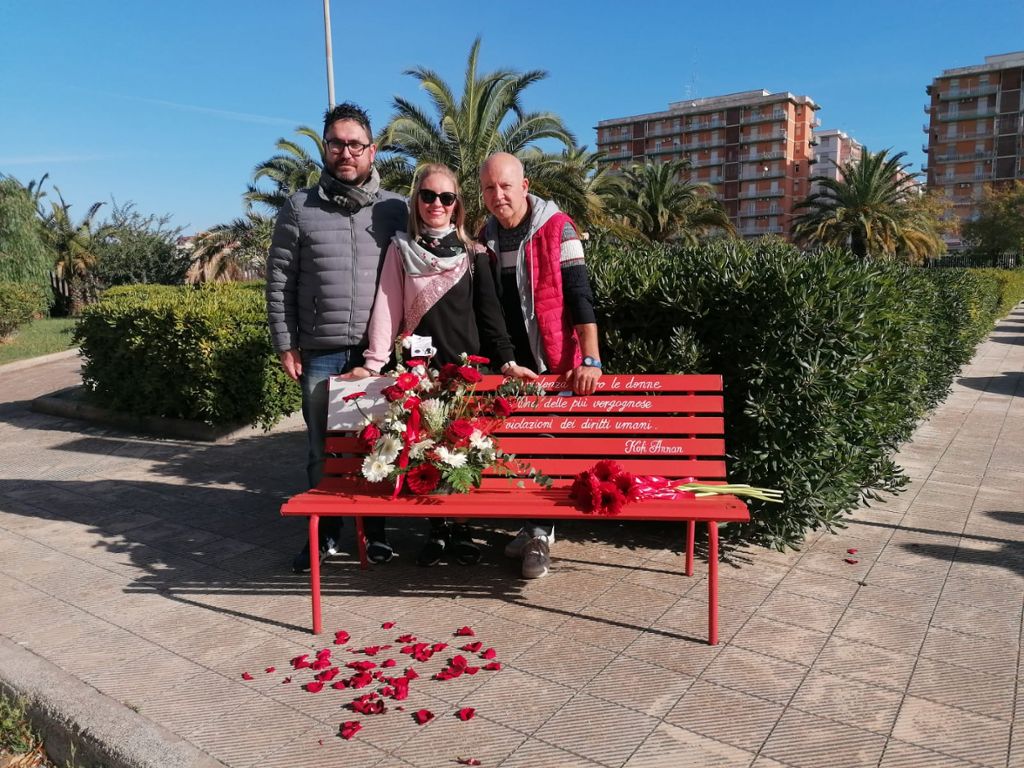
[571,460,783,514]
[357,343,546,496]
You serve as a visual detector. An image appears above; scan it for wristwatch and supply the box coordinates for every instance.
[501,360,516,373]
[582,356,602,369]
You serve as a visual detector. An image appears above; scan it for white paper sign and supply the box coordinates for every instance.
[327,376,396,431]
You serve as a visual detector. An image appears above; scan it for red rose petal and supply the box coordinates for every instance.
[413,708,435,725]
[480,648,496,660]
[311,658,332,671]
[844,558,859,564]
[305,681,324,693]
[405,667,419,680]
[331,681,347,689]
[334,631,350,644]
[339,720,362,740]
[461,641,483,653]
[454,626,475,637]
[241,672,254,680]
[290,654,311,670]
[451,654,469,669]
[847,548,859,555]
[381,659,396,668]
[282,676,292,684]
[397,634,417,643]
[264,667,275,674]
[457,707,476,721]
[346,660,377,671]
[483,662,502,671]
[457,759,482,766]
[432,642,449,652]
[382,621,395,629]
[464,666,480,675]
[360,646,382,656]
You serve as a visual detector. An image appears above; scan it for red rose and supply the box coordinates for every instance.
[592,459,625,481]
[358,423,381,450]
[447,419,474,443]
[342,391,366,402]
[439,363,461,383]
[457,366,483,383]
[404,395,421,410]
[615,471,638,500]
[598,480,627,515]
[382,384,405,402]
[406,464,441,495]
[492,396,515,418]
[570,471,601,512]
[466,355,490,364]
[406,358,426,368]
[396,372,420,391]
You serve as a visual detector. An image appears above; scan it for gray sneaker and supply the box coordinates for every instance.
[521,536,551,579]
[504,526,555,558]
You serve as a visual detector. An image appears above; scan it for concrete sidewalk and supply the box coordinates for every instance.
[1,310,1021,768]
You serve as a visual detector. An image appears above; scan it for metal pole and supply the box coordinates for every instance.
[323,0,335,109]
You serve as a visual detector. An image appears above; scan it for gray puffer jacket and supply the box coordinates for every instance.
[266,186,407,352]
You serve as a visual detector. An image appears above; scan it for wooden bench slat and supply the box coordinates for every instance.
[497,415,724,434]
[498,436,725,456]
[324,457,730,478]
[514,394,724,414]
[474,373,725,393]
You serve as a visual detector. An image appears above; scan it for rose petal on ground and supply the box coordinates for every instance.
[282,676,292,684]
[413,709,435,725]
[346,660,377,671]
[241,672,254,680]
[396,634,417,643]
[359,646,382,656]
[844,558,859,564]
[331,681,347,690]
[305,681,324,693]
[483,662,502,671]
[457,707,476,721]
[847,548,859,554]
[451,654,468,669]
[457,759,481,766]
[405,667,419,680]
[381,659,396,667]
[454,626,475,637]
[334,631,350,644]
[432,642,449,652]
[461,641,482,653]
[464,666,480,675]
[290,654,311,669]
[382,621,395,629]
[264,667,275,674]
[339,721,362,740]
[480,648,496,659]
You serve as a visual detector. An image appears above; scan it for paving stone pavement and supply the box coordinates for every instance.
[0,309,1022,768]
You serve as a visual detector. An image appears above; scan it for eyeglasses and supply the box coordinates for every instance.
[418,189,458,206]
[324,138,372,156]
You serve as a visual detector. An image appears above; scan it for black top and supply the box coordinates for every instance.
[416,251,516,370]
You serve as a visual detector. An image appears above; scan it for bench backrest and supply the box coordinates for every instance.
[323,373,728,485]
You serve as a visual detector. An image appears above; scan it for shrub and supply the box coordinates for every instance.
[972,267,1024,318]
[74,282,300,428]
[588,237,1004,549]
[0,281,48,340]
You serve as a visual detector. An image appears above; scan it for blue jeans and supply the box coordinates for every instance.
[299,347,384,541]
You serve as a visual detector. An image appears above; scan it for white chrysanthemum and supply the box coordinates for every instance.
[408,438,436,459]
[362,454,394,482]
[375,435,402,463]
[469,430,492,452]
[435,446,468,468]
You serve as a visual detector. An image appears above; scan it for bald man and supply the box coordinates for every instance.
[479,152,602,578]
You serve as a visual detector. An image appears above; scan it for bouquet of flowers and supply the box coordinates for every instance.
[570,460,783,515]
[354,346,546,496]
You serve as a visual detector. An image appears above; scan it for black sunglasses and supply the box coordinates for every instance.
[418,189,458,206]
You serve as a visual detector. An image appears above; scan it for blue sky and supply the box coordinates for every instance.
[2,0,1022,234]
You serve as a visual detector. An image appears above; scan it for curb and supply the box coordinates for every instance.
[30,386,302,443]
[0,347,80,373]
[0,636,226,768]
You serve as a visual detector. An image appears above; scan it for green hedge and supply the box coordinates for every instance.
[589,237,1018,549]
[73,282,300,428]
[0,281,48,339]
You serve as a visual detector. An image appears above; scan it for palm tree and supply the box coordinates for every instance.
[378,37,577,232]
[609,159,733,244]
[519,146,626,233]
[793,148,942,260]
[187,212,273,284]
[244,126,324,213]
[41,189,104,314]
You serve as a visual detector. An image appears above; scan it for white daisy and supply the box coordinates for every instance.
[469,430,492,452]
[362,454,394,483]
[435,446,468,468]
[376,435,402,463]
[409,438,436,459]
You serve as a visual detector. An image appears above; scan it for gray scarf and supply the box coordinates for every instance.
[317,167,381,214]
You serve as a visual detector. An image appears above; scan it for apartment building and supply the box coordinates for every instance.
[924,51,1024,237]
[810,129,863,195]
[595,89,820,240]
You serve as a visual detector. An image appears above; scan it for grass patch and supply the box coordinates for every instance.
[0,318,77,366]
[0,692,45,766]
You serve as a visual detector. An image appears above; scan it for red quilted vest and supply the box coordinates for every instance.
[525,212,582,374]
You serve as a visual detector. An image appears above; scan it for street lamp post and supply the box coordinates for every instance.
[323,0,335,109]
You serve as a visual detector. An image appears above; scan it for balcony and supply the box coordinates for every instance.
[739,111,787,125]
[739,168,786,180]
[740,150,787,162]
[922,144,929,153]
[739,224,784,236]
[739,132,787,145]
[936,109,997,122]
[738,189,785,199]
[933,151,991,162]
[923,104,933,115]
[938,172,993,184]
[738,207,782,218]
[937,84,998,100]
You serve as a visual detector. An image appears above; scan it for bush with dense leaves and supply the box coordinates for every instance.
[74,282,300,428]
[0,281,49,340]
[588,236,1017,549]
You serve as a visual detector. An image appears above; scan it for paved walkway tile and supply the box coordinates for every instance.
[1,304,1023,767]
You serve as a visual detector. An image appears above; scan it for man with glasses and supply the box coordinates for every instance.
[479,152,603,579]
[266,102,407,573]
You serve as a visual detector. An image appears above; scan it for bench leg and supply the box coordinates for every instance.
[355,516,368,570]
[707,521,718,646]
[685,520,695,577]
[309,515,322,635]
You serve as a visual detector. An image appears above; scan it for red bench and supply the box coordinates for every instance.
[280,373,750,645]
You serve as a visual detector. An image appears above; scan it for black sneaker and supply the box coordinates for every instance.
[417,528,449,567]
[449,524,481,566]
[292,535,338,574]
[366,538,395,564]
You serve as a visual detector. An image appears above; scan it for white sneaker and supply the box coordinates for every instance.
[504,526,555,558]
[521,536,551,579]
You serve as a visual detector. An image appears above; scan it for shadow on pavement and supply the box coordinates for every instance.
[955,370,1023,396]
